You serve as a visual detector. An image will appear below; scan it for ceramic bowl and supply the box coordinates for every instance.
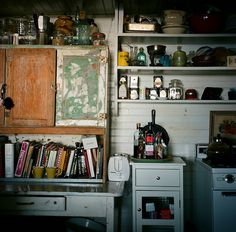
[163,10,186,25]
[190,13,224,33]
[162,25,188,34]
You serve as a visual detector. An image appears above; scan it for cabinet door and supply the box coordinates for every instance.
[5,48,56,127]
[135,190,180,232]
[0,49,5,126]
[56,47,108,127]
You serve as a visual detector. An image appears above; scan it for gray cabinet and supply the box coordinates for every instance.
[131,157,186,232]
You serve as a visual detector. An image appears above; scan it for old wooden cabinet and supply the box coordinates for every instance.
[0,45,109,183]
[0,47,56,127]
[0,49,5,126]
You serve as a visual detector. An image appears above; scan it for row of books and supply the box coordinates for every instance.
[1,136,104,179]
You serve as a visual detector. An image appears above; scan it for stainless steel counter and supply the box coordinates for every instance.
[0,180,125,232]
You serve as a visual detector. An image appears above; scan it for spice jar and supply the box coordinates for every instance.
[92,32,105,46]
[168,79,183,99]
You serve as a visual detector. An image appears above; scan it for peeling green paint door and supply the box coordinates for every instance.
[56,46,108,127]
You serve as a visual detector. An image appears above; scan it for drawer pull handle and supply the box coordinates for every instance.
[156,176,160,180]
[16,202,34,205]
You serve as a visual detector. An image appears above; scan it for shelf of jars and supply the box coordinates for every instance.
[116,66,236,74]
[117,99,236,104]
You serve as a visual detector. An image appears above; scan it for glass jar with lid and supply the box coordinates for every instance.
[168,79,183,100]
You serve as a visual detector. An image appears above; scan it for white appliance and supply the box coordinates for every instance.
[108,154,130,181]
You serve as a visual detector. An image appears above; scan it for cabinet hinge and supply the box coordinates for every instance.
[6,55,13,62]
[98,113,107,120]
[100,56,108,64]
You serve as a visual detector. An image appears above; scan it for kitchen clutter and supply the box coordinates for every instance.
[0,7,106,46]
[119,44,236,68]
[117,72,230,101]
[133,109,170,160]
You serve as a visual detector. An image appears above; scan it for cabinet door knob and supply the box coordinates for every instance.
[156,176,160,180]
[137,208,142,212]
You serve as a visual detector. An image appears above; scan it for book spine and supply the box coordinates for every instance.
[65,149,75,177]
[15,141,29,177]
[86,149,95,178]
[5,143,14,178]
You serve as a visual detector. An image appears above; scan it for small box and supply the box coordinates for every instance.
[129,75,139,88]
[196,143,208,159]
[227,56,236,67]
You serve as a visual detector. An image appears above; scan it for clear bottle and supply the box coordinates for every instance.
[137,126,145,159]
[134,123,141,158]
[145,122,155,159]
[137,47,147,66]
[74,7,91,45]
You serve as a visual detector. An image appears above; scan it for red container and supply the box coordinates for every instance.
[190,13,224,33]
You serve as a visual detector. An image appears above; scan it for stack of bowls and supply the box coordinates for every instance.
[161,10,188,34]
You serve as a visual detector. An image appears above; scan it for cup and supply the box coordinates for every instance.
[32,166,45,178]
[46,167,62,178]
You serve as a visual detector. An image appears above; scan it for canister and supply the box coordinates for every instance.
[118,51,129,66]
[168,79,183,100]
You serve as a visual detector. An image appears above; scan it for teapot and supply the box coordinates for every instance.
[207,134,230,160]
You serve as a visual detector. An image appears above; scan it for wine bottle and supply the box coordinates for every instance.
[145,122,155,159]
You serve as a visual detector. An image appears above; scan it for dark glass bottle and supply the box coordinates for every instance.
[145,122,155,159]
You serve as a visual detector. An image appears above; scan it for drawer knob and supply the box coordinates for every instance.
[156,176,160,180]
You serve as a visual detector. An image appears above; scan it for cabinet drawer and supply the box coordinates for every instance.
[135,169,180,187]
[67,196,106,217]
[0,196,66,211]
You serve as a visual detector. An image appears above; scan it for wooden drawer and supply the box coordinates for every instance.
[0,196,66,211]
[135,169,180,187]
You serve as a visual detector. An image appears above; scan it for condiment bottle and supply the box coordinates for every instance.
[172,46,187,66]
[145,122,155,159]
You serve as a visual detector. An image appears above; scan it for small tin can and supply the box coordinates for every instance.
[118,51,129,66]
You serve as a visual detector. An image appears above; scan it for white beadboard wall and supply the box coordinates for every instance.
[8,16,236,231]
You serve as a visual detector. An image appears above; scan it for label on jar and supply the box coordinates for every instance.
[130,89,139,100]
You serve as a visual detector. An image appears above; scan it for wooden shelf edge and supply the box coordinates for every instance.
[0,126,106,135]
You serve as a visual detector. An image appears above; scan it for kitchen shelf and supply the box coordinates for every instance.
[115,2,236,115]
[117,66,236,75]
[117,99,236,104]
[118,33,236,44]
[0,126,106,135]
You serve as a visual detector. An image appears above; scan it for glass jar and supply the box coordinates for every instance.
[92,32,105,46]
[168,79,183,100]
[172,46,187,66]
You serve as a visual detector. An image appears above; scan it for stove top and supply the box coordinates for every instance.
[202,155,236,168]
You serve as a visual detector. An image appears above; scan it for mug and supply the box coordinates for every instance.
[32,166,44,178]
[46,167,62,178]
